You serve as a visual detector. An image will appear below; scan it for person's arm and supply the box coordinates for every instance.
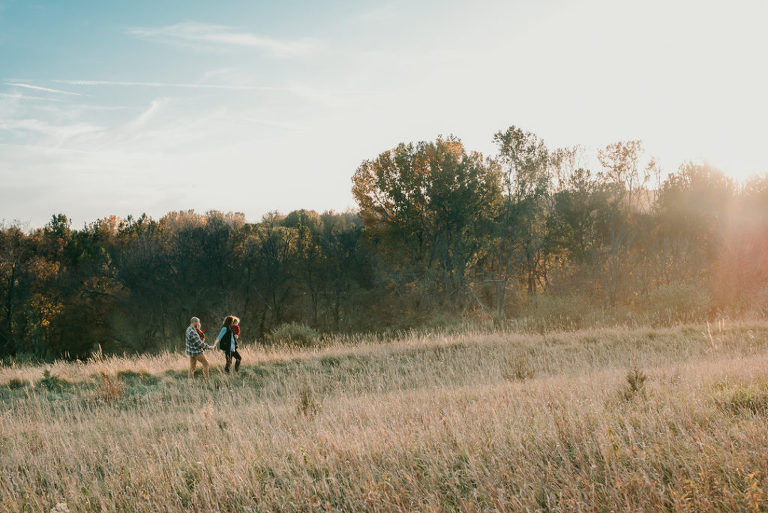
[192,328,213,350]
[215,327,227,344]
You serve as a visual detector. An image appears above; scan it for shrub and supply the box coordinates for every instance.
[39,370,68,392]
[502,353,535,381]
[7,378,29,390]
[620,367,647,401]
[95,373,125,402]
[117,370,158,384]
[518,295,592,332]
[298,383,318,417]
[714,382,768,415]
[420,313,486,334]
[3,353,40,366]
[267,322,320,347]
[648,283,710,324]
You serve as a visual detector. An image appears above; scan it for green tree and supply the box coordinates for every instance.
[0,225,28,355]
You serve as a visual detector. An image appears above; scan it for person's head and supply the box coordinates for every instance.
[223,315,234,328]
[190,317,200,329]
[232,316,240,326]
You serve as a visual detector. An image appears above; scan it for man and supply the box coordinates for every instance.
[186,317,214,380]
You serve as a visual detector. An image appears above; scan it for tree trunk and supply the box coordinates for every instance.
[5,263,16,353]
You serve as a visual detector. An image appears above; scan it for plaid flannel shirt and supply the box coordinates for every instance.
[186,325,208,356]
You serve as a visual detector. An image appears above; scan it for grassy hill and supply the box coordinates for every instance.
[3,322,768,511]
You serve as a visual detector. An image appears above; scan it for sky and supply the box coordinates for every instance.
[1,0,767,228]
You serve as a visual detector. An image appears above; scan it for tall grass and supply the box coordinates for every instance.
[3,321,768,511]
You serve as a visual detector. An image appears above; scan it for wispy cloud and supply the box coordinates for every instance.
[128,21,322,58]
[52,79,287,92]
[5,82,81,96]
[355,3,399,22]
[0,92,63,102]
[124,98,168,133]
[0,119,102,142]
[49,78,371,107]
[241,117,297,131]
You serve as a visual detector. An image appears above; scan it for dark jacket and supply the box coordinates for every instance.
[217,326,236,352]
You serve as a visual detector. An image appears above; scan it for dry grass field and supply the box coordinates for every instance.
[3,321,768,512]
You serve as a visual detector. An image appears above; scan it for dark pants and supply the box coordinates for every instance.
[224,350,241,372]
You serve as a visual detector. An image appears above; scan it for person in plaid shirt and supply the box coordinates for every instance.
[186,317,214,379]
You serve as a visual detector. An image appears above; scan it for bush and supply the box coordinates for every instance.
[7,377,29,390]
[117,370,155,381]
[502,353,535,381]
[297,383,318,417]
[95,373,125,402]
[619,367,647,401]
[2,353,40,366]
[518,295,592,332]
[648,283,710,324]
[713,382,768,415]
[267,322,320,347]
[39,370,68,392]
[420,313,478,334]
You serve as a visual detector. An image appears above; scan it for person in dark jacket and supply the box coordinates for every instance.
[215,315,242,373]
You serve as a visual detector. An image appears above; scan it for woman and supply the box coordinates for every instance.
[215,315,242,373]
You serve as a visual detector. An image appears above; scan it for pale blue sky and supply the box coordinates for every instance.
[1,0,767,227]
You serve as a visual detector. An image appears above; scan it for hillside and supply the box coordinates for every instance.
[3,322,768,511]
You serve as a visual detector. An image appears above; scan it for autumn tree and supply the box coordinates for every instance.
[352,136,501,308]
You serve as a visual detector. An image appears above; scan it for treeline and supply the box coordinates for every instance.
[2,126,767,359]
